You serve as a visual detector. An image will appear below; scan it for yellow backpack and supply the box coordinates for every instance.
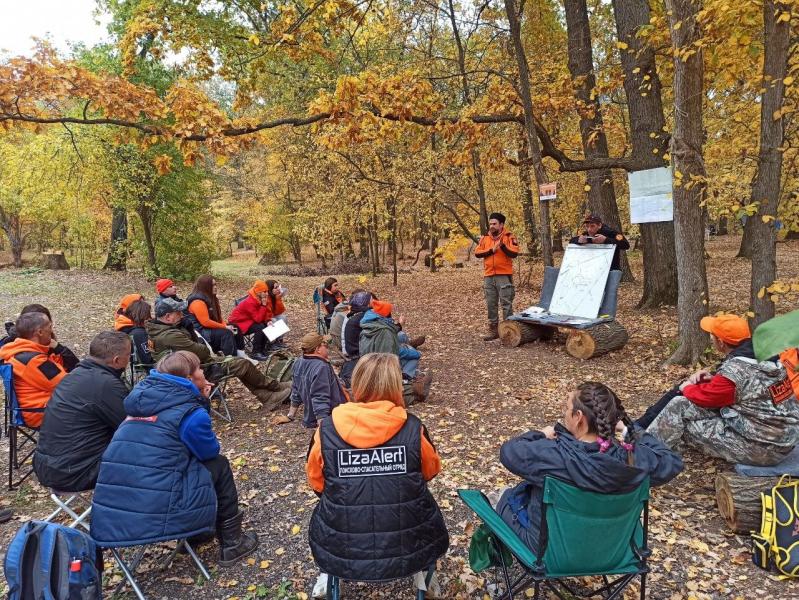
[752,475,799,577]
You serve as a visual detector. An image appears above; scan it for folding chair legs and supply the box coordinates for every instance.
[8,425,37,490]
[46,491,92,531]
[209,383,232,423]
[326,575,340,600]
[639,571,646,599]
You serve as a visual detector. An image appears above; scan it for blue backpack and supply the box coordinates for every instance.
[4,520,102,599]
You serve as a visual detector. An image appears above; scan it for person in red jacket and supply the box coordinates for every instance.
[228,280,274,361]
[0,312,70,428]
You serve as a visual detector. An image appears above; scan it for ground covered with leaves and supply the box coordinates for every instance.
[2,236,799,599]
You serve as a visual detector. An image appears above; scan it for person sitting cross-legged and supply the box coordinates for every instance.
[90,351,259,565]
[496,382,683,554]
[646,315,799,466]
[0,312,72,428]
[306,353,449,596]
[33,331,131,492]
[147,298,291,409]
[284,333,348,428]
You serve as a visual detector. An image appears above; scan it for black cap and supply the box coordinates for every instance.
[489,212,506,224]
[583,213,602,224]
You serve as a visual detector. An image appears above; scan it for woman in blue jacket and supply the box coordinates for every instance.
[91,351,258,566]
[496,382,684,553]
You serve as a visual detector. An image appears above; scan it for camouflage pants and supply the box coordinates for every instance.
[647,396,791,466]
[484,275,515,325]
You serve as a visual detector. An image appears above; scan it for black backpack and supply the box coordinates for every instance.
[4,520,103,600]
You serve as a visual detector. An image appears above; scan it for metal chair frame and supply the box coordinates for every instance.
[2,361,41,490]
[325,565,436,600]
[46,489,93,530]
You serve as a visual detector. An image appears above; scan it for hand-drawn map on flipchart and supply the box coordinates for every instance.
[548,244,615,319]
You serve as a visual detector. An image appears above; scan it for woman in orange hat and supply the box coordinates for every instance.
[228,280,274,361]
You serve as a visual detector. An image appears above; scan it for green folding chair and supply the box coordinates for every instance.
[458,476,651,599]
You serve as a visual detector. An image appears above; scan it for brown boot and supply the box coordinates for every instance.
[254,386,292,411]
[408,335,426,349]
[482,324,499,341]
[412,373,433,403]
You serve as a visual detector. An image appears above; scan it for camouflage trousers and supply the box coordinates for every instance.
[647,396,792,466]
[484,275,515,325]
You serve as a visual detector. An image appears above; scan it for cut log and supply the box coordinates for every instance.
[715,473,779,534]
[565,321,628,359]
[40,251,69,270]
[499,321,555,347]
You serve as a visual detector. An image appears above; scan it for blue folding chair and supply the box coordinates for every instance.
[1,360,43,490]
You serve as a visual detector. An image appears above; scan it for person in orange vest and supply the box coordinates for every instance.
[475,212,520,340]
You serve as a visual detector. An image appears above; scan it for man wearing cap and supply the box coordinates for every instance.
[147,297,292,410]
[570,214,629,271]
[475,212,520,341]
[644,314,799,466]
[282,333,348,428]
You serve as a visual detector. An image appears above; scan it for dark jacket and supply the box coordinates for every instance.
[90,371,217,547]
[289,355,347,428]
[147,319,212,363]
[33,359,128,492]
[343,310,368,358]
[309,411,449,580]
[322,290,345,316]
[570,224,630,271]
[359,310,400,357]
[119,325,153,365]
[496,424,683,553]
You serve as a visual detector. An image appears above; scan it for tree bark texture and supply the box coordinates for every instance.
[664,0,710,366]
[564,0,633,282]
[103,205,128,271]
[565,321,629,359]
[504,0,553,267]
[499,321,555,347]
[0,206,25,267]
[612,0,678,307]
[748,0,791,328]
[518,135,540,257]
[715,473,776,534]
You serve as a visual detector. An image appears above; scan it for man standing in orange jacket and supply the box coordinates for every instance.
[474,212,520,340]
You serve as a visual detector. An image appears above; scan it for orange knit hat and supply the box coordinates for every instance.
[250,280,268,298]
[700,314,751,346]
[118,293,143,312]
[156,278,174,294]
[371,299,393,318]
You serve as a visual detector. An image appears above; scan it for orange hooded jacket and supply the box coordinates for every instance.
[0,338,68,428]
[474,229,519,277]
[306,400,441,493]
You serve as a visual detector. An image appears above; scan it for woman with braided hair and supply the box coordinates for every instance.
[495,382,683,553]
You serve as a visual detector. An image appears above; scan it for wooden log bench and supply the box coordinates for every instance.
[715,473,776,534]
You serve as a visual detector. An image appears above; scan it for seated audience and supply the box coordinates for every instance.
[496,382,683,553]
[113,294,144,331]
[646,315,799,465]
[154,278,182,313]
[306,353,449,590]
[0,304,79,371]
[320,278,345,330]
[339,291,374,386]
[186,274,244,358]
[0,312,73,427]
[117,299,154,366]
[285,333,348,428]
[33,332,131,492]
[227,280,273,361]
[264,279,288,348]
[91,351,259,565]
[147,298,291,409]
[637,314,755,429]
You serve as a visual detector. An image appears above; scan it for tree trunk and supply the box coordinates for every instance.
[612,0,678,307]
[103,205,128,271]
[718,215,728,235]
[389,195,398,286]
[504,0,553,267]
[41,251,69,270]
[0,208,26,268]
[564,0,633,282]
[552,233,564,253]
[499,321,555,347]
[715,473,777,534]
[518,135,540,258]
[565,322,629,359]
[664,0,709,365]
[747,0,791,328]
[136,206,159,276]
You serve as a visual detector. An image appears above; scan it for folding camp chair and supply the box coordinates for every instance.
[1,360,42,490]
[325,565,437,600]
[458,477,651,600]
[232,296,255,354]
[45,489,93,531]
[194,330,234,423]
[106,538,212,600]
[123,336,152,390]
[313,285,329,335]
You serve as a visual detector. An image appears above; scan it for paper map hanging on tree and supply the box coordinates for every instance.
[628,167,673,224]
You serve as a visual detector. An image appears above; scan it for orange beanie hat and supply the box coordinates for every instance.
[249,280,268,298]
[156,278,174,294]
[371,299,393,318]
[118,293,143,312]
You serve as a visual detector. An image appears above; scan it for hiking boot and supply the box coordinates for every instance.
[255,385,292,410]
[482,324,499,341]
[412,373,433,403]
[217,511,259,567]
[408,335,426,349]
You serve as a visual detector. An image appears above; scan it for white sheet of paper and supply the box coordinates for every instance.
[629,167,673,223]
[548,244,614,319]
[263,319,290,341]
